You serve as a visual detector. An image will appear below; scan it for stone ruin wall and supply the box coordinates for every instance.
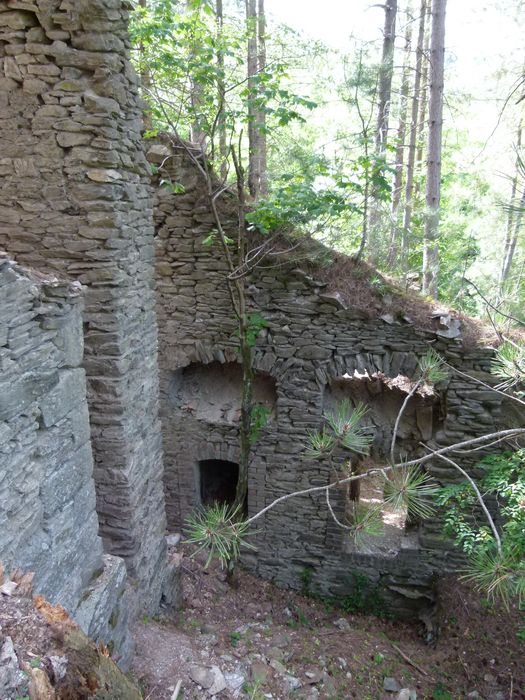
[0,0,517,645]
[0,256,133,664]
[152,142,510,617]
[0,0,180,661]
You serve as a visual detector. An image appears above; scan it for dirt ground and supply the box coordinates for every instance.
[131,550,525,700]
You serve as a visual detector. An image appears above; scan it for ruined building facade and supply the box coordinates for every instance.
[152,141,512,618]
[0,0,518,664]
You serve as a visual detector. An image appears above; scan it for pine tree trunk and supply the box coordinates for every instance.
[138,0,153,131]
[388,5,413,266]
[376,0,399,153]
[422,0,447,299]
[246,0,260,198]
[257,0,268,197]
[369,0,398,261]
[402,0,428,254]
[499,121,523,291]
[188,0,206,145]
[216,0,228,177]
[414,3,431,201]
[500,188,525,290]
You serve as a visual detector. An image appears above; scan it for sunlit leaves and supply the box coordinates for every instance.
[129,2,318,159]
[160,178,186,194]
[247,158,362,236]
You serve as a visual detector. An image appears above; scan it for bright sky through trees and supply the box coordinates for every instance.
[265,0,522,153]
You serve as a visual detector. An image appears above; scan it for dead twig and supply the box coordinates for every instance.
[171,679,182,700]
[390,641,429,677]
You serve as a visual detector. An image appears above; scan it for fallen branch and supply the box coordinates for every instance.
[390,641,429,677]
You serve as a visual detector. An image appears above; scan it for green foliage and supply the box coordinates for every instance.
[300,566,314,596]
[244,313,268,348]
[306,400,373,458]
[491,342,525,392]
[305,429,336,459]
[340,573,389,618]
[130,1,316,165]
[383,467,438,522]
[246,158,362,237]
[160,177,186,194]
[345,501,385,548]
[242,679,265,700]
[184,503,253,568]
[417,349,448,385]
[437,449,525,606]
[431,683,453,700]
[325,400,373,455]
[249,404,271,444]
[229,631,242,647]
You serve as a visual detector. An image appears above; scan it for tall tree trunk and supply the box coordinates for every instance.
[500,189,525,289]
[138,0,153,131]
[216,0,228,177]
[388,4,413,267]
[422,0,447,299]
[414,2,431,201]
[246,0,260,198]
[375,0,399,153]
[499,121,523,291]
[257,0,268,197]
[369,0,398,262]
[188,0,206,145]
[402,0,428,255]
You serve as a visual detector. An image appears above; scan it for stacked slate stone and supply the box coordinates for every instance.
[0,0,176,615]
[151,141,514,620]
[0,256,133,666]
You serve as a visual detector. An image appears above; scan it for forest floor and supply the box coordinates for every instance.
[132,550,525,700]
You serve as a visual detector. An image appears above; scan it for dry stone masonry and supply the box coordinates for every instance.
[152,141,515,619]
[0,256,133,665]
[0,0,176,615]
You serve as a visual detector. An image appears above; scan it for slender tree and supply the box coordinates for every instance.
[422,0,447,299]
[368,0,398,261]
[138,0,153,131]
[375,0,399,153]
[388,3,413,266]
[246,0,260,197]
[403,0,428,254]
[216,0,228,177]
[188,0,206,145]
[257,0,268,197]
[499,122,524,292]
[413,1,430,203]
